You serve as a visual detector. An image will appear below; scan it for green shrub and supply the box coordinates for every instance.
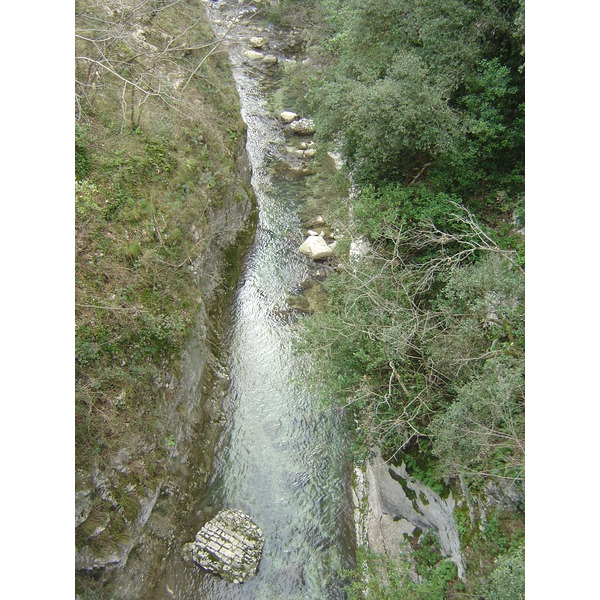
[354,183,465,240]
[488,546,525,600]
[75,123,90,180]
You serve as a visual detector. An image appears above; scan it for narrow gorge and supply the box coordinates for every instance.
[76,1,525,598]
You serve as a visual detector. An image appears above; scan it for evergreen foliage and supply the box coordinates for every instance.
[295,0,524,202]
[272,0,525,594]
[344,546,458,599]
[488,545,525,600]
[75,3,254,593]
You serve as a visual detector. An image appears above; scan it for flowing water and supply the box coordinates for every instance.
[155,2,355,598]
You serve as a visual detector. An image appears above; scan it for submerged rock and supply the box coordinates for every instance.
[286,280,329,314]
[286,294,311,313]
[302,279,329,312]
[189,509,264,583]
[299,235,333,260]
[272,162,306,180]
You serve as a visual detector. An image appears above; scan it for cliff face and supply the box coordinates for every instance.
[78,142,256,599]
[75,1,257,596]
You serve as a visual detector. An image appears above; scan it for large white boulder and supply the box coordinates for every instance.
[280,111,298,123]
[299,235,333,260]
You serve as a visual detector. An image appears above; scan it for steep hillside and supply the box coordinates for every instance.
[265,1,525,597]
[75,1,256,596]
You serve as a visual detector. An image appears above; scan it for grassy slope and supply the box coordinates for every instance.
[75,0,254,589]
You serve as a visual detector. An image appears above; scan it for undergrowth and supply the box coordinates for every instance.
[75,0,253,586]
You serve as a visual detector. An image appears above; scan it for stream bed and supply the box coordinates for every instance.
[154,2,356,597]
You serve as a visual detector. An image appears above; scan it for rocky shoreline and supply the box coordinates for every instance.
[75,128,258,597]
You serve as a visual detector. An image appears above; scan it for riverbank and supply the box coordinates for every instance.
[258,1,525,597]
[75,2,257,597]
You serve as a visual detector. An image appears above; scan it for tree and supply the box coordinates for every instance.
[300,193,524,476]
[299,0,523,202]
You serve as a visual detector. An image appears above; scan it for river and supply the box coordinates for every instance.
[156,1,356,597]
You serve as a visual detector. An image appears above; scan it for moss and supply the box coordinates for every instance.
[113,478,141,523]
[76,501,111,545]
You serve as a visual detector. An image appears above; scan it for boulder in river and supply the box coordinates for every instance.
[289,118,316,135]
[243,50,264,61]
[305,214,325,228]
[250,36,269,48]
[299,235,333,260]
[280,111,298,123]
[189,509,264,584]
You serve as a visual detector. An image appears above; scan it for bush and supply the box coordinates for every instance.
[75,123,90,181]
[344,544,457,600]
[354,183,465,240]
[488,546,525,600]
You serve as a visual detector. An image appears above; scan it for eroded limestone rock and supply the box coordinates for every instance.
[299,235,333,260]
[189,509,264,584]
[363,450,466,580]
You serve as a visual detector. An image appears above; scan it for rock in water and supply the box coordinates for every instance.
[280,111,298,123]
[190,509,264,583]
[299,235,333,260]
[249,36,269,49]
[243,50,264,61]
[289,118,316,135]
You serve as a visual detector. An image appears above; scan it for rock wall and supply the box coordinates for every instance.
[354,449,466,581]
[75,129,257,599]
